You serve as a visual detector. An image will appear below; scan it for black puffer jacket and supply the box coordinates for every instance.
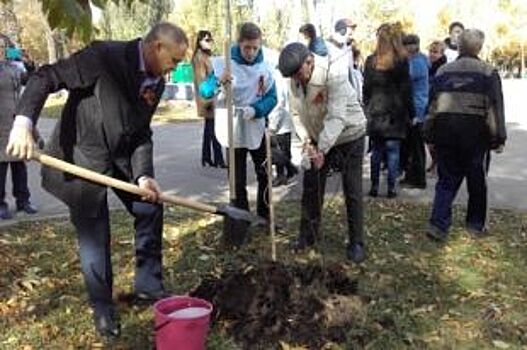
[363,55,414,139]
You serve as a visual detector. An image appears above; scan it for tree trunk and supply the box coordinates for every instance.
[45,27,56,63]
[0,2,20,44]
[521,42,525,78]
[287,0,303,42]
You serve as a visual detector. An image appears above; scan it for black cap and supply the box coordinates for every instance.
[278,42,311,78]
[334,18,356,33]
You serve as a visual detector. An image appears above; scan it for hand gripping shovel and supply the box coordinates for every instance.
[31,151,262,225]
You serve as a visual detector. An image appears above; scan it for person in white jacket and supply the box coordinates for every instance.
[326,18,363,104]
[278,42,367,263]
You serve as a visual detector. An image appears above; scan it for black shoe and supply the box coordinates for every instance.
[368,189,378,198]
[286,166,298,179]
[272,175,288,187]
[201,160,213,167]
[0,204,12,220]
[411,182,427,189]
[399,178,410,185]
[291,234,315,252]
[400,181,426,189]
[132,289,170,304]
[346,243,366,264]
[387,190,397,199]
[466,225,490,239]
[16,202,38,214]
[426,223,448,242]
[93,306,121,339]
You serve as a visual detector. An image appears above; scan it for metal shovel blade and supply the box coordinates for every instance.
[215,204,266,225]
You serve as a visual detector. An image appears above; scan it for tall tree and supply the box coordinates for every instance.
[0,1,20,43]
[0,0,143,42]
[97,0,172,40]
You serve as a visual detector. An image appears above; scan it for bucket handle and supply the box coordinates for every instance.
[155,320,171,332]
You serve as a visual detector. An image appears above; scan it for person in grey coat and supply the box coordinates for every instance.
[0,38,37,219]
[6,23,189,338]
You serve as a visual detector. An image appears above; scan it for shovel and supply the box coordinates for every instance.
[31,151,262,224]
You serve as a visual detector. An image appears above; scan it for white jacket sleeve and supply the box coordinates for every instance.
[317,60,359,154]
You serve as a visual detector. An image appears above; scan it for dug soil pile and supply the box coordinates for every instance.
[191,261,369,348]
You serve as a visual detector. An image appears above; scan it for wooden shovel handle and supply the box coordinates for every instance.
[31,151,218,214]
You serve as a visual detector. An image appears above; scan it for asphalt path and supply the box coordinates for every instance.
[1,80,525,227]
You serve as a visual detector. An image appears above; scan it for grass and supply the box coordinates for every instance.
[41,94,200,123]
[1,199,526,349]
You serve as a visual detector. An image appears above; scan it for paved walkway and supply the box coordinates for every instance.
[1,80,526,227]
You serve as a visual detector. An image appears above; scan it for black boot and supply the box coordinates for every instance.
[272,175,288,187]
[290,233,315,252]
[93,305,121,339]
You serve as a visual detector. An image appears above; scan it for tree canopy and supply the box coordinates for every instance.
[0,0,142,42]
[0,0,525,75]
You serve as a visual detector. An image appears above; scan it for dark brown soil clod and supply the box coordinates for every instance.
[191,261,366,348]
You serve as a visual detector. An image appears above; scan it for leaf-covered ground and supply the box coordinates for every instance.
[1,199,526,349]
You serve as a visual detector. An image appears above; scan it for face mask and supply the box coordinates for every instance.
[334,32,347,45]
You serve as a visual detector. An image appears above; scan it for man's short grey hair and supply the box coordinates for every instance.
[145,22,189,46]
[458,29,485,56]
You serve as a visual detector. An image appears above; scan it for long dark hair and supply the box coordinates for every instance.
[374,22,407,70]
[193,30,213,59]
[299,23,317,41]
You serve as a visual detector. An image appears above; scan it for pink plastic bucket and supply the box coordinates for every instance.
[153,296,213,350]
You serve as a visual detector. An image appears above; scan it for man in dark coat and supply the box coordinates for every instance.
[6,22,188,338]
[424,29,506,242]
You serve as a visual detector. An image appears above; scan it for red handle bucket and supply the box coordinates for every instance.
[153,296,213,350]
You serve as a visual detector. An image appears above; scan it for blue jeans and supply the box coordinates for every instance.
[370,139,401,192]
[429,146,488,234]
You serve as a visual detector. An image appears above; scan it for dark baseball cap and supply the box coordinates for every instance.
[278,42,311,78]
[334,18,357,32]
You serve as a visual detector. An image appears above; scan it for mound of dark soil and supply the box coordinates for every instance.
[191,261,367,348]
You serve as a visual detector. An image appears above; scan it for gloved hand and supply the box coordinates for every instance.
[6,117,35,160]
[138,176,162,203]
[241,106,256,121]
[300,152,312,170]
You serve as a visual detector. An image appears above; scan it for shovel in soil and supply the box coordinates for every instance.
[31,151,263,225]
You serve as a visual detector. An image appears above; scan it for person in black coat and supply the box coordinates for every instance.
[363,23,414,198]
[6,22,189,339]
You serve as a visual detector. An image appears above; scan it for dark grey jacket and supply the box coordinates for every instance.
[0,61,22,162]
[423,55,506,151]
[16,39,164,216]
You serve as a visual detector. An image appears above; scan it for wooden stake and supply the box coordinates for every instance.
[265,129,276,261]
[224,0,236,203]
